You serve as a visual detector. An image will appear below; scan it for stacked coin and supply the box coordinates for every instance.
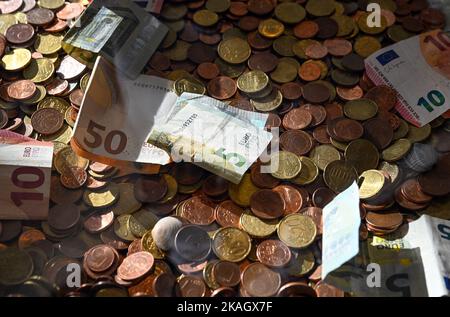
[0,0,449,298]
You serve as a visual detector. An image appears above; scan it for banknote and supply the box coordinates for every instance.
[365,29,450,127]
[63,0,168,79]
[72,56,175,171]
[322,182,361,280]
[147,93,272,184]
[0,130,53,220]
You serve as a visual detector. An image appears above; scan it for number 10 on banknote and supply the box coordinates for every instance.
[365,29,450,127]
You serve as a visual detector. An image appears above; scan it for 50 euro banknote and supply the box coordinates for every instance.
[365,29,450,127]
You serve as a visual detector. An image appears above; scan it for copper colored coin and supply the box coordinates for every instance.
[89,161,113,174]
[202,175,229,197]
[313,125,331,144]
[315,17,338,39]
[214,200,244,228]
[0,0,23,14]
[69,89,84,108]
[265,112,282,129]
[278,282,317,297]
[207,76,237,100]
[280,130,314,156]
[85,245,116,273]
[418,170,450,197]
[18,229,45,250]
[197,62,220,80]
[241,262,281,297]
[44,19,68,33]
[328,117,364,142]
[247,0,274,15]
[48,203,80,232]
[6,23,35,45]
[299,104,327,127]
[302,82,331,104]
[312,188,335,208]
[400,178,433,204]
[364,85,397,112]
[56,2,84,20]
[84,210,114,234]
[230,1,248,16]
[180,21,199,43]
[46,78,69,96]
[294,21,319,39]
[256,239,291,268]
[280,82,302,100]
[31,107,64,135]
[273,185,303,215]
[172,163,205,185]
[366,211,403,230]
[26,7,55,26]
[149,52,171,71]
[134,175,168,203]
[60,167,88,189]
[325,102,344,123]
[153,273,176,297]
[175,275,207,297]
[50,175,82,204]
[238,16,260,32]
[283,108,313,130]
[305,43,328,59]
[187,42,216,64]
[315,282,345,297]
[363,117,393,150]
[250,189,285,220]
[7,80,36,100]
[250,163,280,189]
[324,39,353,57]
[300,207,323,235]
[212,261,241,287]
[181,196,216,225]
[247,31,273,50]
[394,188,429,211]
[336,85,364,101]
[117,251,154,281]
[0,109,8,129]
[298,62,321,82]
[199,33,221,45]
[247,52,278,73]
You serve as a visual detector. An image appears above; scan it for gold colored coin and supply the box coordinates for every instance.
[0,14,17,35]
[111,183,142,216]
[305,0,336,17]
[174,75,206,96]
[274,3,306,24]
[330,138,348,151]
[271,151,302,180]
[141,231,165,260]
[23,58,55,83]
[64,107,75,127]
[83,183,120,208]
[382,139,412,162]
[38,0,65,10]
[215,57,246,78]
[193,9,219,27]
[114,215,136,242]
[159,174,178,204]
[14,12,27,24]
[163,40,191,62]
[358,169,385,199]
[250,89,283,112]
[291,156,319,185]
[203,260,220,290]
[128,209,159,238]
[293,39,319,60]
[34,33,63,55]
[160,3,188,21]
[309,144,341,171]
[40,124,72,143]
[218,37,251,64]
[167,69,192,81]
[212,227,251,262]
[277,214,317,249]
[240,210,278,238]
[332,15,356,37]
[80,73,90,93]
[258,19,285,39]
[178,181,203,194]
[406,124,431,143]
[37,96,70,114]
[237,70,269,94]
[23,85,47,105]
[358,12,387,35]
[54,146,89,174]
[323,160,358,193]
[44,53,59,64]
[287,249,316,277]
[344,99,378,121]
[393,119,409,140]
[270,57,299,84]
[1,48,31,71]
[354,36,382,58]
[228,173,260,207]
[205,0,230,13]
[344,139,380,175]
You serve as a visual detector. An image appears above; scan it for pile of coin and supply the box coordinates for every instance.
[1,0,450,298]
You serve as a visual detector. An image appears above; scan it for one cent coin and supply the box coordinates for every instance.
[5,23,35,45]
[7,79,36,100]
[31,107,64,135]
[250,189,285,220]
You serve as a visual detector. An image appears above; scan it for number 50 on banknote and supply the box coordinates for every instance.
[365,29,450,127]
